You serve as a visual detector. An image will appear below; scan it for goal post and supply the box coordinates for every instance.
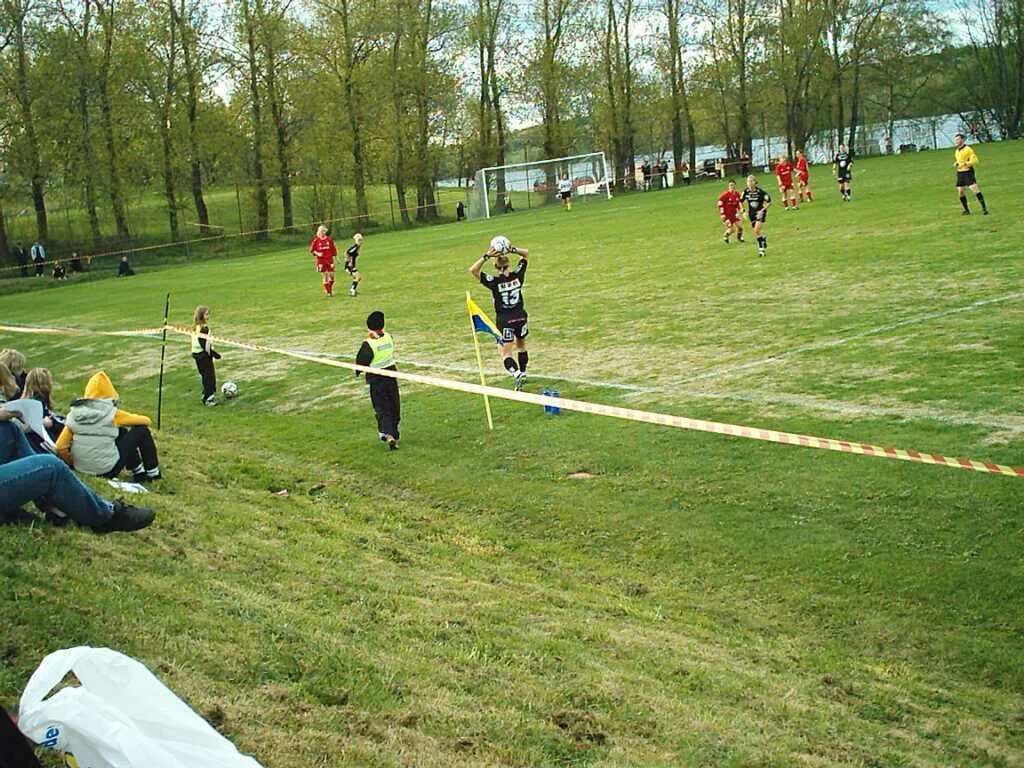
[467,151,612,220]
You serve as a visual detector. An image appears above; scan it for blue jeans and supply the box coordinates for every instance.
[0,423,113,528]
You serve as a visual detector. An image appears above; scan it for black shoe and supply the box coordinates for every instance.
[134,471,162,483]
[1,507,39,525]
[386,436,399,451]
[961,210,970,215]
[96,499,155,533]
[983,209,989,215]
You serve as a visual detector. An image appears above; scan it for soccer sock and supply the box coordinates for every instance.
[503,357,519,375]
[960,194,970,212]
[130,463,144,475]
[782,199,788,208]
[808,191,813,201]
[518,351,528,372]
[976,192,987,211]
[351,281,358,292]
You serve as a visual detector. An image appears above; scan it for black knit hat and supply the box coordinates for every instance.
[367,311,385,331]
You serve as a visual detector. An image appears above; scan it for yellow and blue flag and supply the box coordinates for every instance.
[467,294,501,344]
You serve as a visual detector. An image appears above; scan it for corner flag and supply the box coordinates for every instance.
[467,295,502,344]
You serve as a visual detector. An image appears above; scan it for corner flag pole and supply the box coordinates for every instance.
[466,291,494,431]
[156,293,170,430]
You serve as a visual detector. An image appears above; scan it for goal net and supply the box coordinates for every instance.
[466,151,612,220]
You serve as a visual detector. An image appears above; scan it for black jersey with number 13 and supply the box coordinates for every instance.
[481,259,528,318]
[741,187,770,217]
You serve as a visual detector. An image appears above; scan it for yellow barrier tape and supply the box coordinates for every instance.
[2,321,1021,479]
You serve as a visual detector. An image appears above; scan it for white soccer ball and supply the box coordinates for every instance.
[489,235,511,255]
[221,380,238,399]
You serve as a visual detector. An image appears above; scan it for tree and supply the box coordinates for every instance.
[958,0,1024,138]
[170,0,211,233]
[662,0,697,184]
[95,0,131,239]
[772,0,830,154]
[1,0,47,241]
[237,0,270,239]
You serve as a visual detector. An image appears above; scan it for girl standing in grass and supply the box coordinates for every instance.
[191,305,221,406]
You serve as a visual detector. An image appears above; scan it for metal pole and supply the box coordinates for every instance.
[156,293,170,430]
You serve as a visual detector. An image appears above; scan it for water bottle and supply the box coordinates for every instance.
[549,388,560,415]
[542,389,552,413]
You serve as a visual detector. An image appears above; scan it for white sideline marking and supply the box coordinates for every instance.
[675,291,1024,385]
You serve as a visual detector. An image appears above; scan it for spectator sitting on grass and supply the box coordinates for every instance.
[52,261,67,280]
[22,367,65,451]
[118,255,135,276]
[0,407,154,531]
[55,371,162,483]
[0,349,27,395]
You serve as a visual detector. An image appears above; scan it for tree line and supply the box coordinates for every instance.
[0,0,1019,259]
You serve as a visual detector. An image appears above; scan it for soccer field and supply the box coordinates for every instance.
[1,145,1022,767]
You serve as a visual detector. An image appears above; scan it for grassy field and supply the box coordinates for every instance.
[1,145,1022,767]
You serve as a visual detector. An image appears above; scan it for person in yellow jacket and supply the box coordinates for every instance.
[355,311,401,450]
[953,133,988,215]
[55,371,162,482]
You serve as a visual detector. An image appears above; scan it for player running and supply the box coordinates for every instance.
[795,150,813,203]
[953,133,989,215]
[775,155,798,210]
[469,236,531,391]
[833,144,853,201]
[741,175,771,257]
[558,174,573,210]
[717,179,744,244]
[344,232,364,296]
[310,224,337,297]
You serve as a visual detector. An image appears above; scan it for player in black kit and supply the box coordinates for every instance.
[833,144,853,201]
[741,175,772,257]
[344,232,363,296]
[469,241,531,390]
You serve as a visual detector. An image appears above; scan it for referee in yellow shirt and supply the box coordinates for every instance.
[953,132,989,215]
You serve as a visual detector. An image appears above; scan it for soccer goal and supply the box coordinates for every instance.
[467,151,613,220]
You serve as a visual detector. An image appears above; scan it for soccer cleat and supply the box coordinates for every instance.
[204,396,218,406]
[758,248,765,258]
[961,210,970,216]
[513,371,526,391]
[737,236,744,243]
[386,435,398,450]
[97,500,155,533]
[350,287,357,297]
[724,236,729,244]
[983,209,990,215]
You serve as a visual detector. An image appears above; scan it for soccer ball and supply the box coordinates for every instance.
[221,381,238,399]
[489,235,511,255]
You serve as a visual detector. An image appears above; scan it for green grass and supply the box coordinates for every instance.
[1,146,1022,767]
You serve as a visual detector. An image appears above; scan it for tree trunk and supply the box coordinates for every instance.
[243,0,269,240]
[666,0,684,186]
[161,0,179,241]
[78,84,102,241]
[173,0,210,231]
[12,4,47,241]
[262,30,294,233]
[390,16,411,224]
[97,1,130,239]
[415,0,438,221]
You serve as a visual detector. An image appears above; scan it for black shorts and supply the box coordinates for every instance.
[497,314,529,342]
[956,169,977,187]
[749,210,766,225]
[837,171,851,182]
[344,261,358,274]
[560,191,572,200]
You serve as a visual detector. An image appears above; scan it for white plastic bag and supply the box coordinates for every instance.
[18,646,264,768]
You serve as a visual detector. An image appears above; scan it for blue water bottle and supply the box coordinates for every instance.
[550,388,560,415]
[542,389,552,413]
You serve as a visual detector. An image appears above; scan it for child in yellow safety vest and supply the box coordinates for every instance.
[355,311,401,450]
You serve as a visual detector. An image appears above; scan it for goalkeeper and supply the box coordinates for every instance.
[469,237,531,391]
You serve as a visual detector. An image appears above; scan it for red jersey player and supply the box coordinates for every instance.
[795,150,813,203]
[717,179,744,244]
[774,155,798,210]
[310,224,338,297]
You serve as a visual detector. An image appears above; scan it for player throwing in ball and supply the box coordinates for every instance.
[775,155,798,210]
[310,224,337,296]
[469,236,531,391]
[741,175,771,257]
[717,179,744,244]
[345,232,364,295]
[795,150,813,203]
[953,132,989,215]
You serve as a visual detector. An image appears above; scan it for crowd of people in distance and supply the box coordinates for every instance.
[10,240,136,280]
[0,347,157,534]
